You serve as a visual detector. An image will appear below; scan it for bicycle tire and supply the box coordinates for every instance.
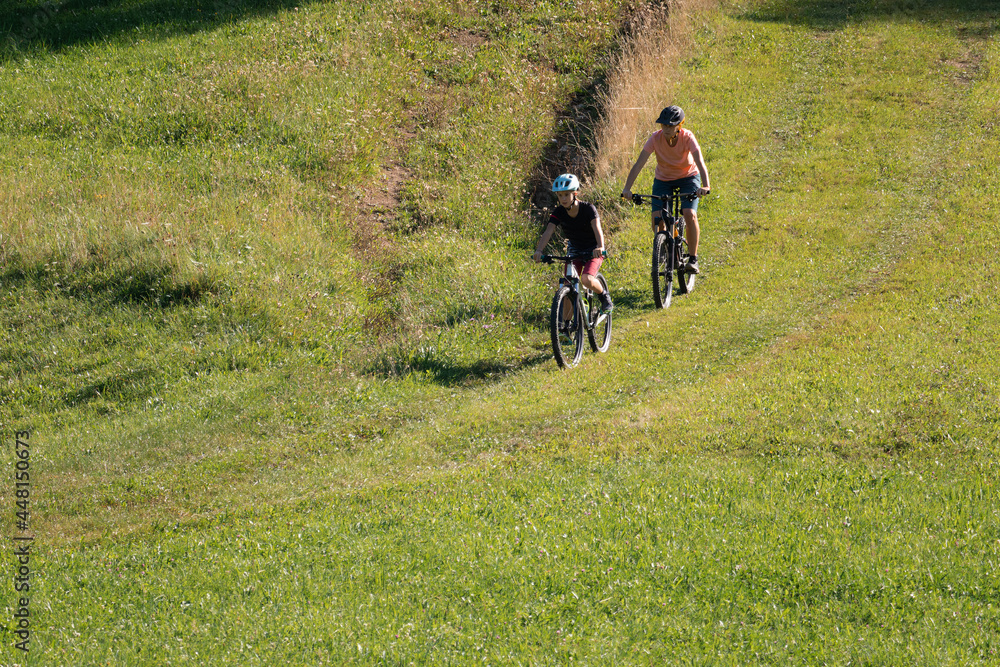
[651,232,673,309]
[550,286,584,368]
[677,264,696,295]
[587,274,612,353]
[674,218,695,296]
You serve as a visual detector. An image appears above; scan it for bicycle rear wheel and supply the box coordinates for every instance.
[550,286,584,368]
[587,274,612,353]
[651,232,673,309]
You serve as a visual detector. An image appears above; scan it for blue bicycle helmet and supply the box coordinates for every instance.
[551,173,581,192]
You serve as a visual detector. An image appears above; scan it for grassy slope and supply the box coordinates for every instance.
[2,0,1000,664]
[1,0,633,538]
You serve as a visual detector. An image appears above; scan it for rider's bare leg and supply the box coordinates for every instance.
[580,273,605,295]
[682,209,700,256]
[652,211,666,234]
[561,273,605,322]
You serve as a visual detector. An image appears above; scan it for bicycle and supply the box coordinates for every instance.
[629,191,699,309]
[541,252,613,368]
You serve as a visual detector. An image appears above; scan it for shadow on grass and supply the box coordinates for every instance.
[603,285,701,315]
[69,366,159,407]
[743,0,1000,32]
[525,63,610,225]
[368,348,552,387]
[1,0,302,61]
[610,287,654,313]
[1,260,213,308]
[424,353,552,386]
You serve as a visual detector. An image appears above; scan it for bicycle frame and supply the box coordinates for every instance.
[544,254,609,333]
[632,191,696,242]
[539,251,613,367]
[629,191,698,307]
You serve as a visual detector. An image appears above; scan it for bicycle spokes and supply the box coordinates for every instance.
[550,286,583,368]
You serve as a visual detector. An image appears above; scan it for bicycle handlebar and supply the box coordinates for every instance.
[627,192,700,205]
[541,250,608,264]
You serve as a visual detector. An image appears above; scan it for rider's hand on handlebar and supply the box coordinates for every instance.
[532,250,543,263]
[620,188,632,201]
[697,186,711,197]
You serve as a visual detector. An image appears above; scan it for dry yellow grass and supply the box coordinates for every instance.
[593,0,717,186]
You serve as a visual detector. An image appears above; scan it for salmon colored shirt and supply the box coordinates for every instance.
[643,128,700,182]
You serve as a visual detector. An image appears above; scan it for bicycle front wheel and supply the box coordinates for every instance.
[651,232,673,309]
[676,239,696,296]
[550,286,584,368]
[677,265,696,295]
[587,274,612,353]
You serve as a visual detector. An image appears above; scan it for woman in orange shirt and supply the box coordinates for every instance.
[621,105,711,274]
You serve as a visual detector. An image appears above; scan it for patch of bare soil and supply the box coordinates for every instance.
[347,150,414,335]
[362,160,414,225]
[448,28,488,49]
[941,53,982,86]
[346,26,497,337]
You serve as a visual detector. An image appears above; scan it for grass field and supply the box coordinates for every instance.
[2,0,999,663]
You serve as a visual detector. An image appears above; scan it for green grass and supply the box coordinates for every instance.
[1,0,632,538]
[2,0,1000,663]
[21,458,1000,663]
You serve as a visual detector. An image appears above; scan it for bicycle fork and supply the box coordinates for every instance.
[556,277,578,327]
[559,280,603,333]
[669,224,690,273]
[568,282,608,331]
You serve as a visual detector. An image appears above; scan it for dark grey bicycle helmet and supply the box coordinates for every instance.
[655,105,685,126]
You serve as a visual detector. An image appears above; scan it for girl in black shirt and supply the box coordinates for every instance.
[532,173,613,313]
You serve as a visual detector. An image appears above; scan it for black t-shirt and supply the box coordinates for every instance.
[549,201,600,252]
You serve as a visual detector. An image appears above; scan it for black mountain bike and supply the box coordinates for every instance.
[630,192,699,309]
[542,253,613,368]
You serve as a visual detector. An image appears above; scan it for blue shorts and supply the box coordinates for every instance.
[652,175,701,215]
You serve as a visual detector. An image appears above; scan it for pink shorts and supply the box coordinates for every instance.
[573,256,603,277]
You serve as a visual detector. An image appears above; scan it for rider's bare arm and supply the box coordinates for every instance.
[691,145,711,195]
[590,216,606,258]
[532,222,558,261]
[621,149,653,199]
